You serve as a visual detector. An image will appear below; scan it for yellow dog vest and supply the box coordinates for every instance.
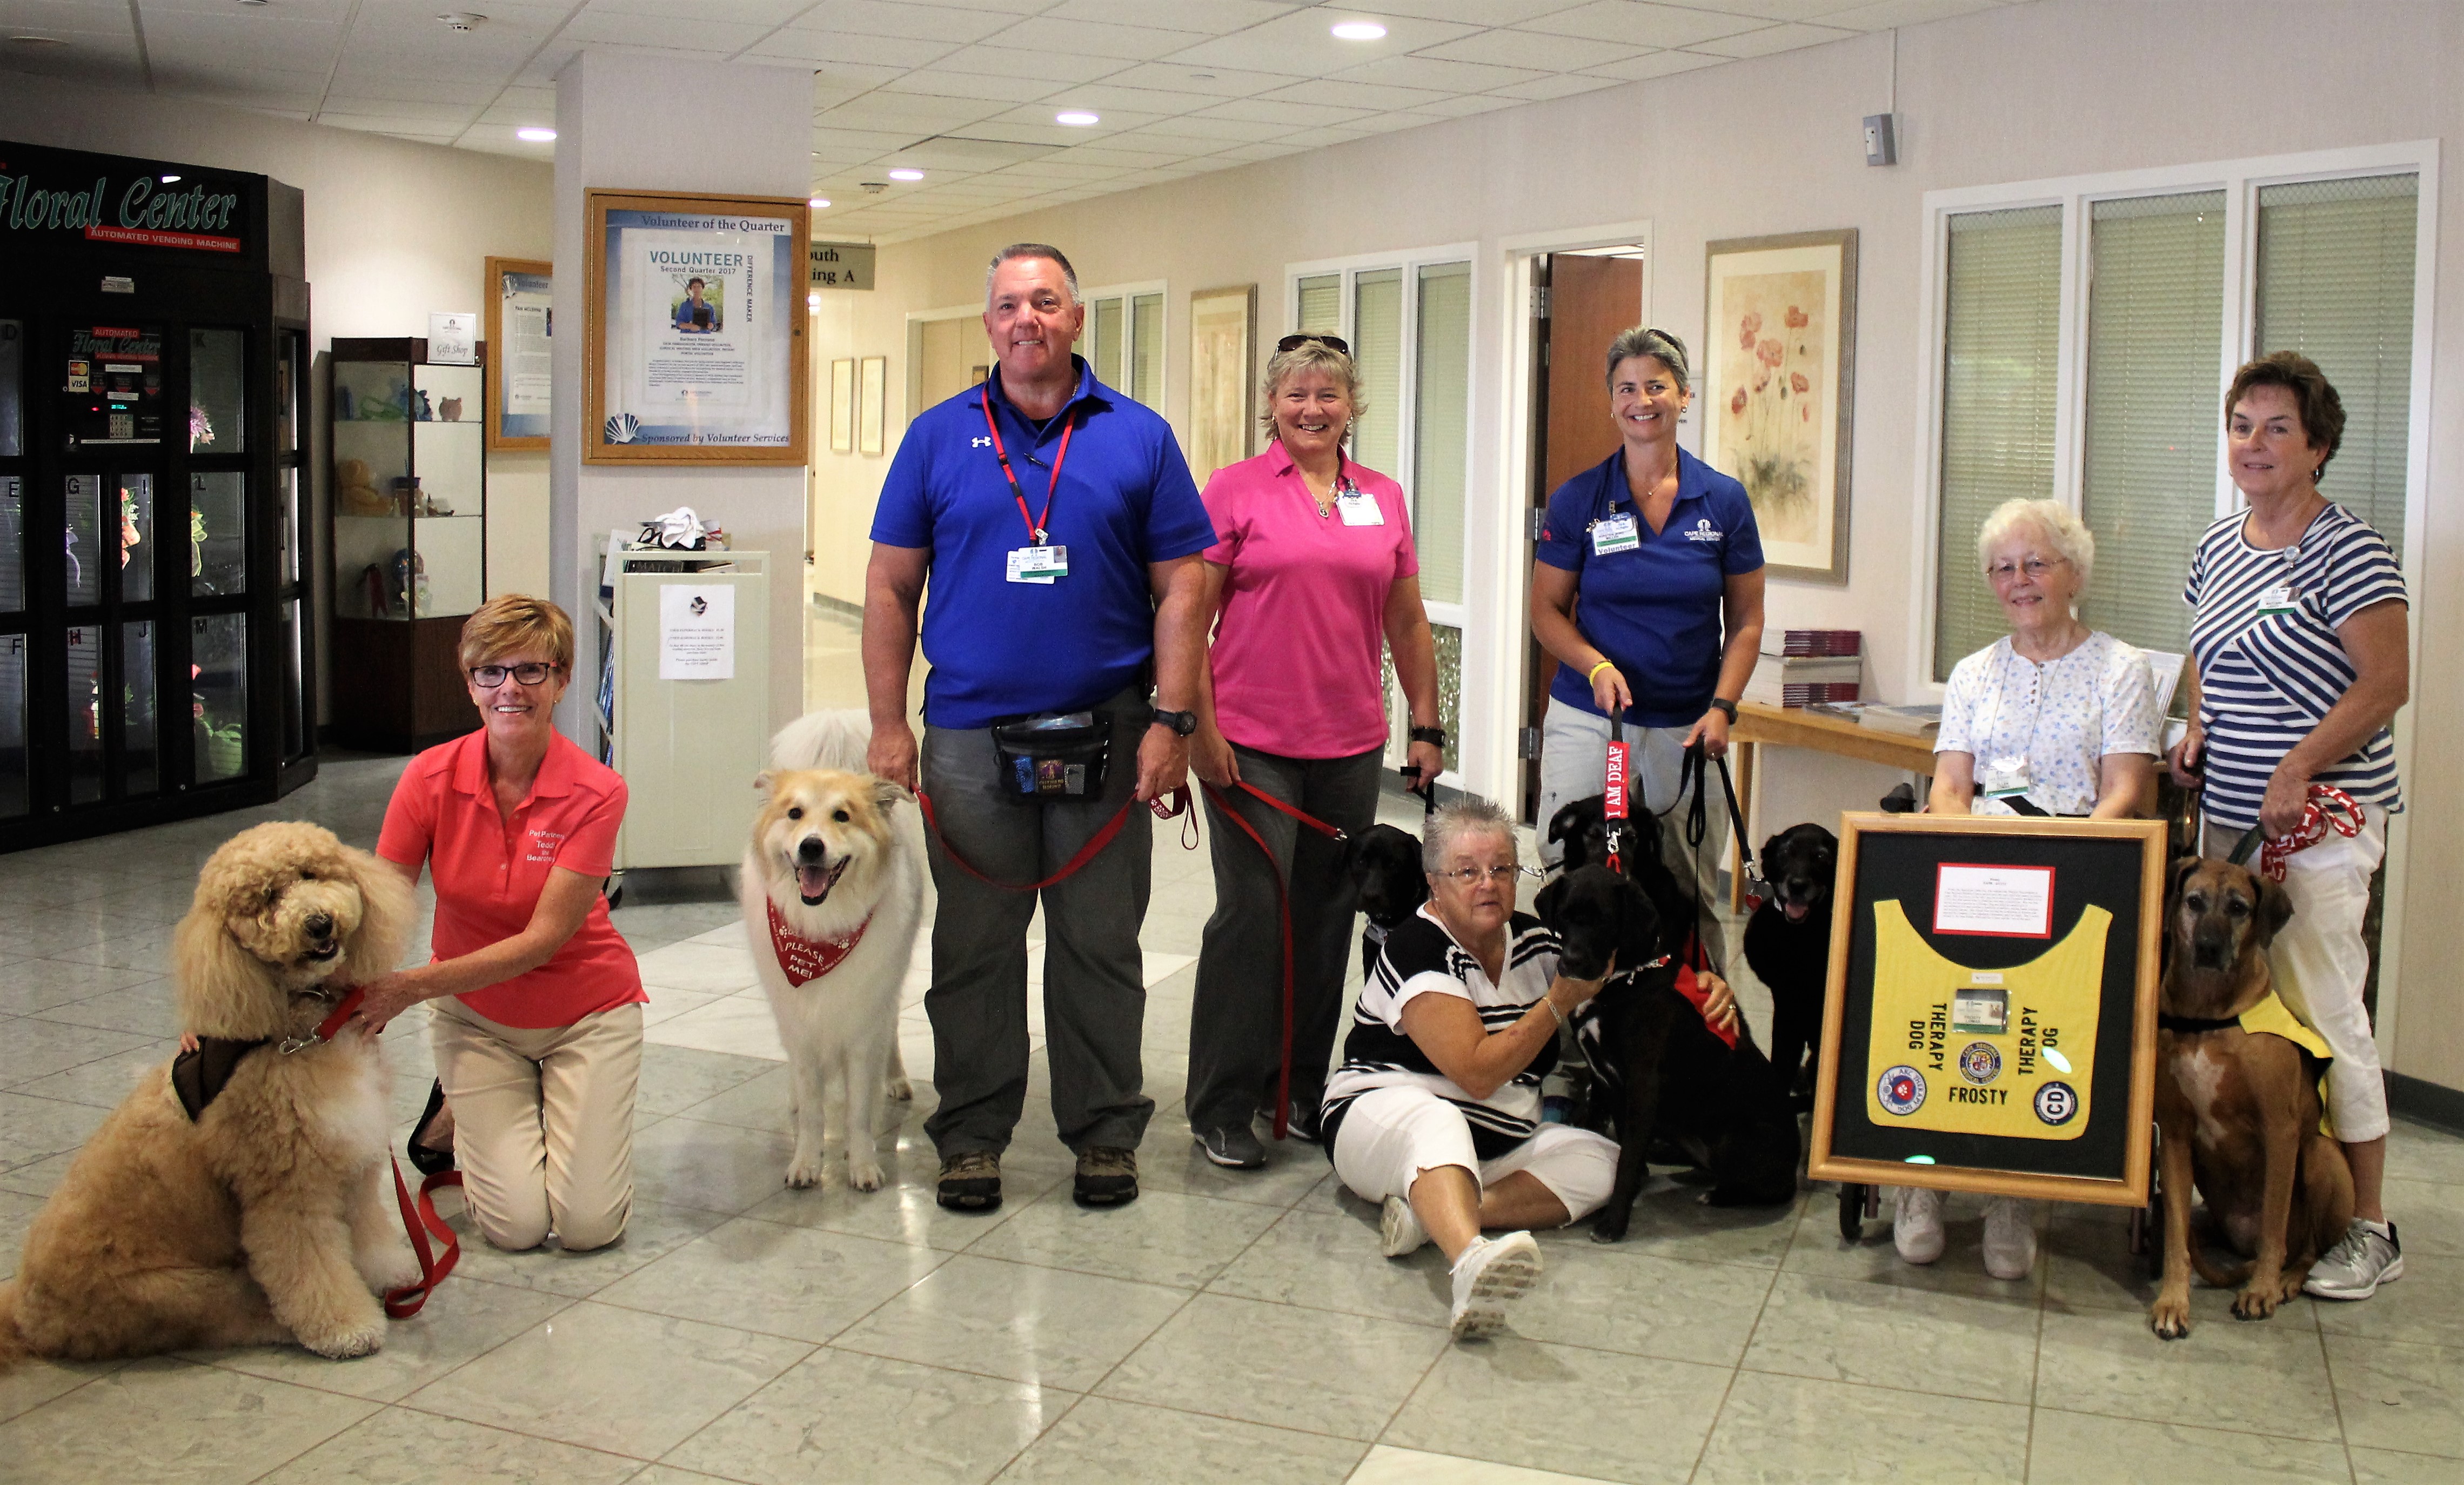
[1865,900,2110,1141]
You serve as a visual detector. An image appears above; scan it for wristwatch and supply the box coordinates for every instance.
[1408,725,1447,748]
[1708,698,1739,724]
[1151,707,1198,737]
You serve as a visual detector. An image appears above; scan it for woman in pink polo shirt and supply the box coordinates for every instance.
[1186,334,1444,1170]
[349,594,646,1252]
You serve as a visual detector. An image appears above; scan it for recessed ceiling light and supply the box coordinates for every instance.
[1055,110,1099,127]
[515,126,555,142]
[809,196,829,209]
[1330,21,1387,41]
[886,168,924,181]
[438,12,485,31]
[159,174,182,184]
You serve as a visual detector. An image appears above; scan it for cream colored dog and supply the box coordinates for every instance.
[741,762,922,1192]
[0,822,417,1365]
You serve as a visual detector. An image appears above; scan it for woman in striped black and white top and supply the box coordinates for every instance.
[2171,351,2411,1302]
[1320,799,1619,1341]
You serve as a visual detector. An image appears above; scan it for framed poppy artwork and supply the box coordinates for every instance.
[1699,229,1857,584]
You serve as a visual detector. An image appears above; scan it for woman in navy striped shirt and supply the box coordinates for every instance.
[2170,351,2410,1301]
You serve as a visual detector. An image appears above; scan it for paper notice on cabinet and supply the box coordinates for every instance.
[659,584,734,680]
[1933,864,2054,938]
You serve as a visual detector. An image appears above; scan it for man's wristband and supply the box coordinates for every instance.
[1708,697,1738,724]
[1585,659,1615,684]
[1408,724,1447,748]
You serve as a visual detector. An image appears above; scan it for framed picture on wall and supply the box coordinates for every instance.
[582,188,810,464]
[1698,229,1858,584]
[1188,283,1256,483]
[484,256,552,451]
[828,357,855,454]
[857,354,886,457]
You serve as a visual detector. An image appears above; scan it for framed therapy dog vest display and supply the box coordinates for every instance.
[1808,813,2166,1207]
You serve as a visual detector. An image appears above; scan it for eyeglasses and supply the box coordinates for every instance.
[1276,333,1350,355]
[1435,865,1538,886]
[468,662,561,687]
[1985,557,2066,584]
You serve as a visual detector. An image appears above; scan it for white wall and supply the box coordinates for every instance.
[811,0,2464,1089]
[0,74,555,717]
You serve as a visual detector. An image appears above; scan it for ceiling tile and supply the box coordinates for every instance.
[929,43,1131,84]
[1329,55,1545,92]
[1038,82,1217,115]
[882,68,1059,103]
[1345,109,1450,135]
[817,92,1007,130]
[784,0,1018,44]
[1814,0,2013,26]
[751,30,958,68]
[1108,115,1291,145]
[1415,27,1644,71]
[320,96,486,123]
[1094,61,1305,97]
[985,102,1171,132]
[1039,0,1299,34]
[1576,47,1725,81]
[810,126,919,152]
[982,16,1218,63]
[1157,9,1479,77]
[1057,144,1187,168]
[1196,96,1374,129]
[876,135,1054,169]
[324,74,505,105]
[1489,71,1626,101]
[1517,2,1766,49]
[585,0,813,23]
[1274,123,1371,149]
[1259,77,1455,112]
[1209,139,1309,163]
[1407,91,1525,117]
[559,13,773,51]
[1686,21,1859,57]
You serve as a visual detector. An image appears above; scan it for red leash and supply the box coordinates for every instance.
[1200,779,1349,1141]
[917,786,1193,893]
[288,987,463,1319]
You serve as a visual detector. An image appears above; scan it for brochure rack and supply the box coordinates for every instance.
[593,543,768,888]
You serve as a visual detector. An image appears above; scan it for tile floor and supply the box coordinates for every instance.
[2,612,2461,1482]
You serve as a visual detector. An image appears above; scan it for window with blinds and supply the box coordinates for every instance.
[1351,269,1403,477]
[1131,292,1163,409]
[2255,173,2418,563]
[1934,206,2063,679]
[1296,274,1341,336]
[1414,262,1472,605]
[2077,191,2226,658]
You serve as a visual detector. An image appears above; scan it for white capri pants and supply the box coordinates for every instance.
[2205,806,2390,1143]
[1331,1085,1620,1221]
[1535,704,1729,969]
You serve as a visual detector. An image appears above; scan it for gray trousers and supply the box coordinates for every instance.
[1535,703,1730,971]
[1186,744,1385,1135]
[920,689,1155,1157]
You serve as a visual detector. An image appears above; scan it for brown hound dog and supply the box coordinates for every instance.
[2150,858,2355,1339]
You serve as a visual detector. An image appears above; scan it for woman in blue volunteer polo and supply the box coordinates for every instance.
[1531,326,1765,968]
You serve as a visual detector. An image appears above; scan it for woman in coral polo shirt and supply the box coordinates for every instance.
[351,594,645,1252]
[1185,333,1444,1170]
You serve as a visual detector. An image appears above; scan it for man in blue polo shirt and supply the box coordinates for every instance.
[865,242,1214,1213]
[1529,326,1766,969]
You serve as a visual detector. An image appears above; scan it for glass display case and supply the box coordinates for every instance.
[0,139,313,852]
[326,338,486,750]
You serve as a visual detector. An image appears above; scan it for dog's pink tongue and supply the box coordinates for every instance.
[796,864,832,900]
[1784,900,1810,922]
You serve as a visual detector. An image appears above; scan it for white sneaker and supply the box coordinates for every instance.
[1981,1196,2038,1280]
[1893,1186,1945,1265]
[2305,1219,2403,1299]
[1380,1195,1428,1258]
[1448,1232,1541,1341]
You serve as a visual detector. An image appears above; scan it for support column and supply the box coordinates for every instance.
[548,50,812,742]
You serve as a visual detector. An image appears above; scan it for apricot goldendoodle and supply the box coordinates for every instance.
[0,821,419,1364]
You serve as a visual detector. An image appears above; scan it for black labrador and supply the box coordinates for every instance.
[1741,823,1838,1107]
[1545,793,1705,968]
[1536,866,1800,1240]
[1347,823,1429,981]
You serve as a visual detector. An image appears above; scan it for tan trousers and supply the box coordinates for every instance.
[430,997,642,1252]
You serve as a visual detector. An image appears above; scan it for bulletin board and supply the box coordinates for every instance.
[1807,813,2167,1206]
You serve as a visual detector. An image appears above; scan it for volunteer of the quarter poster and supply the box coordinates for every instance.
[583,190,809,465]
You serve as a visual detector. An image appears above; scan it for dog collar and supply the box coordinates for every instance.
[2157,1011,2241,1034]
[767,900,874,987]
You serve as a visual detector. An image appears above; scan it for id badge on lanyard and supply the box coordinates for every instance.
[1592,511,1639,555]
[2257,546,2300,617]
[984,386,1075,585]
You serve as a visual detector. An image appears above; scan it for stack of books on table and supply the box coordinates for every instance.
[1807,701,1943,736]
[1744,630,1863,707]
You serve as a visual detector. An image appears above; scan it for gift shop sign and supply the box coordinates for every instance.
[0,162,244,253]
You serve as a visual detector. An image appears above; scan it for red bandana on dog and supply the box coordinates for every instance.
[766,901,873,986]
[1633,953,1739,1050]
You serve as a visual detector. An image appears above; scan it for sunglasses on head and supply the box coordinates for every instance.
[1276,333,1350,355]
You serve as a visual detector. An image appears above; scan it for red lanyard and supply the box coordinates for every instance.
[981,385,1075,545]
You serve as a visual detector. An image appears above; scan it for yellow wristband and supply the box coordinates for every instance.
[1585,659,1615,684]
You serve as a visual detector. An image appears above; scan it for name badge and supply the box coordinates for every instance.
[2256,584,2297,616]
[1592,513,1639,555]
[1007,545,1068,585]
[1979,757,2032,800]
[1336,491,1384,526]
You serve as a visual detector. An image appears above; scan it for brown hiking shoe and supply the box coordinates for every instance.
[1074,1146,1139,1206]
[936,1150,1002,1211]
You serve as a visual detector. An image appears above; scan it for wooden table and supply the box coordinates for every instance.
[1728,701,1939,909]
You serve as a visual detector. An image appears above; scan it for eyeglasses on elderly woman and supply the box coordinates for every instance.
[1984,557,2068,585]
[1275,333,1350,355]
[1433,864,1541,886]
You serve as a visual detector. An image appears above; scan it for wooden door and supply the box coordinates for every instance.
[1522,253,1644,815]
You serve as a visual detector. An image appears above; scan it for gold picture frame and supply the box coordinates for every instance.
[582,188,810,465]
[1699,229,1858,584]
[1188,283,1257,483]
[484,256,552,452]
